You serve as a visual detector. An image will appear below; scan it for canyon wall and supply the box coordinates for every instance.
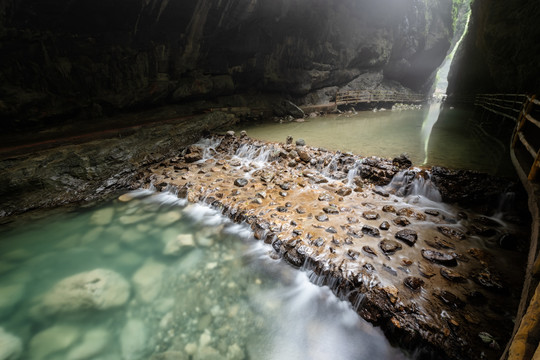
[448,0,540,96]
[0,0,454,131]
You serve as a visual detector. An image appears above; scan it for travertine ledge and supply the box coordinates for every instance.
[139,133,528,360]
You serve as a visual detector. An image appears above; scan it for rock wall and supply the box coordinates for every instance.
[0,0,454,130]
[448,0,540,96]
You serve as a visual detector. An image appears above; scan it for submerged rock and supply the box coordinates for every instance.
[29,325,80,360]
[132,259,166,303]
[32,269,130,317]
[66,328,109,360]
[121,319,147,360]
[379,239,402,255]
[0,328,22,360]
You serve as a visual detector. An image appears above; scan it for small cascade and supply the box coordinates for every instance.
[235,143,275,164]
[385,169,442,203]
[321,152,342,177]
[195,137,222,160]
[346,159,364,187]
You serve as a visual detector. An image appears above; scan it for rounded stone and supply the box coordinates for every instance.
[296,138,306,146]
[362,211,380,220]
[395,229,418,246]
[379,239,402,254]
[404,276,424,291]
[234,178,248,187]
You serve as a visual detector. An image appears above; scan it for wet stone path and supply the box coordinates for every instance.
[139,133,527,360]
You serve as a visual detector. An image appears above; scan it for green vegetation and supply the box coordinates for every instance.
[452,0,471,33]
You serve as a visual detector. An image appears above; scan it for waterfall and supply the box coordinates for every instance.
[421,13,471,165]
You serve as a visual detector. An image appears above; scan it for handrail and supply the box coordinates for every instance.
[473,93,539,181]
[335,90,426,105]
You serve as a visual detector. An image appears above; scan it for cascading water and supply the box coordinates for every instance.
[421,13,471,165]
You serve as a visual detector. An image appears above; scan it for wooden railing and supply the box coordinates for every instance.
[511,95,540,181]
[335,91,426,105]
[473,93,539,181]
[474,93,527,122]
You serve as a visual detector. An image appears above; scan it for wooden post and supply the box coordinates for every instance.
[512,95,536,148]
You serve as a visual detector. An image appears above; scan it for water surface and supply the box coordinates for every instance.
[0,190,409,360]
[233,107,515,177]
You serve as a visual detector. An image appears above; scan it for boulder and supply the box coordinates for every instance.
[32,269,130,317]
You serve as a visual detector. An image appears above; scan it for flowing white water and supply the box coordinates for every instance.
[0,189,409,360]
[421,13,471,164]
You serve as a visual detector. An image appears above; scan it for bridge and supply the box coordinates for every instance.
[335,90,427,106]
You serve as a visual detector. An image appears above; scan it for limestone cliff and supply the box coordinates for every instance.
[0,0,454,130]
[448,0,540,96]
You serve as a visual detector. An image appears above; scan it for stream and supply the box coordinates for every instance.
[0,190,410,360]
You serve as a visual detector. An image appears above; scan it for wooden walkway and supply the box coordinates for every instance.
[335,90,426,106]
[474,93,540,360]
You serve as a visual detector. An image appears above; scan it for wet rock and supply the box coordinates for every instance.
[498,233,521,250]
[421,249,457,266]
[393,154,412,169]
[297,149,311,162]
[424,236,455,250]
[0,328,22,360]
[379,221,390,230]
[472,269,503,290]
[133,259,166,303]
[336,187,352,196]
[362,246,378,257]
[437,226,466,240]
[470,224,498,237]
[392,216,411,227]
[362,211,380,220]
[383,264,398,276]
[155,211,182,226]
[32,269,130,316]
[256,191,266,199]
[347,249,360,260]
[286,136,293,145]
[396,208,426,220]
[315,214,329,222]
[318,193,334,202]
[418,262,436,278]
[395,229,417,246]
[312,237,325,247]
[277,206,288,213]
[29,325,80,360]
[440,268,467,283]
[372,189,390,197]
[435,290,464,309]
[240,130,248,138]
[326,227,337,234]
[379,239,402,254]
[234,178,248,187]
[296,138,306,146]
[362,225,380,237]
[382,205,396,213]
[185,146,203,163]
[404,276,424,291]
[121,319,147,360]
[323,206,339,214]
[284,249,306,268]
[279,191,288,197]
[260,171,275,183]
[296,207,306,214]
[279,183,291,190]
[424,209,440,216]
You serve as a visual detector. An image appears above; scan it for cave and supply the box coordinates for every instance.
[1,1,540,359]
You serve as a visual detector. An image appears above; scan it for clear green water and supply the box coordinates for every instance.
[233,107,516,177]
[0,190,408,360]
